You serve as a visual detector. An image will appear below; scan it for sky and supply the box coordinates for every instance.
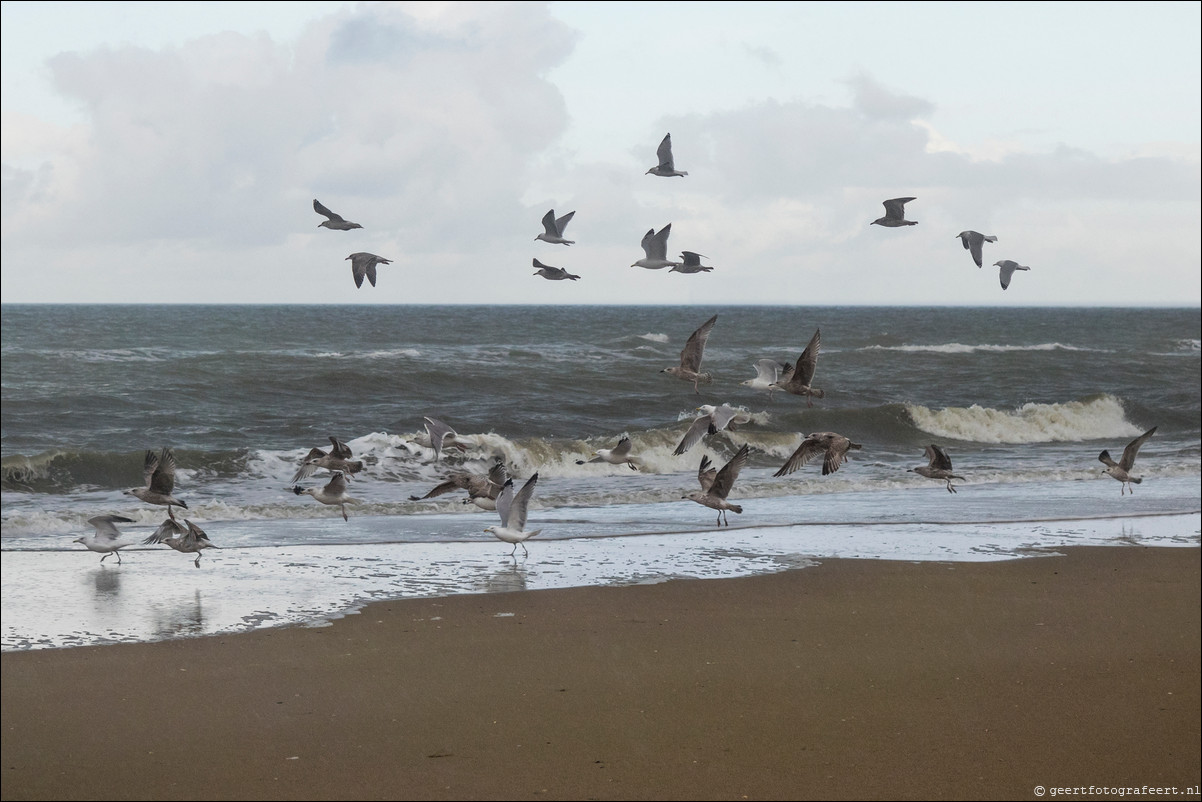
[2,1,1199,306]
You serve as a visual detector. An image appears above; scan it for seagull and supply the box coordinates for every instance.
[631,224,681,270]
[661,313,717,393]
[409,458,509,505]
[124,448,187,520]
[669,251,713,274]
[994,259,1031,290]
[683,443,750,526]
[1099,426,1157,495]
[532,258,580,281]
[741,359,793,399]
[871,197,918,227]
[576,436,640,471]
[910,444,965,493]
[673,404,752,456]
[535,209,576,245]
[292,471,358,521]
[484,473,542,557]
[73,515,139,565]
[291,436,364,483]
[141,517,220,568]
[773,432,862,478]
[412,416,471,462]
[313,199,363,230]
[955,231,998,268]
[770,329,824,406]
[346,252,392,289]
[646,133,688,177]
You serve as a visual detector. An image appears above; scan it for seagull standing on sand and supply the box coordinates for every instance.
[669,251,713,274]
[535,209,576,245]
[684,443,751,526]
[532,259,581,281]
[292,437,364,483]
[910,444,965,493]
[484,473,542,557]
[956,231,998,268]
[673,404,752,456]
[576,436,641,471]
[994,260,1031,290]
[1099,426,1157,495]
[646,133,688,177]
[631,224,682,270]
[742,359,794,399]
[773,432,862,477]
[125,448,188,520]
[871,197,918,227]
[141,518,220,568]
[770,329,824,406]
[313,199,363,230]
[293,471,358,521]
[661,313,717,393]
[346,252,392,289]
[73,515,139,565]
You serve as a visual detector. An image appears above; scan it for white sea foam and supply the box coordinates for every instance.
[864,342,1101,355]
[638,333,670,343]
[905,395,1143,444]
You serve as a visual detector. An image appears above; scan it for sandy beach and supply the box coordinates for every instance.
[2,545,1199,801]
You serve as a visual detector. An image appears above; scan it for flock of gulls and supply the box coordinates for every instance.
[72,133,1143,563]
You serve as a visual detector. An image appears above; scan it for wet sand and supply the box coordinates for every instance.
[2,545,1199,801]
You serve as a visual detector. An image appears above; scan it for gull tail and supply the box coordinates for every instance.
[728,504,743,514]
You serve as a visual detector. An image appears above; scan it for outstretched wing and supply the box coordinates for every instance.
[141,518,184,545]
[679,313,717,372]
[149,448,177,494]
[674,414,713,456]
[313,198,345,222]
[509,473,539,532]
[1120,427,1157,471]
[697,455,717,493]
[793,329,821,386]
[328,437,353,459]
[773,435,824,477]
[656,133,675,171]
[925,444,954,471]
[710,444,750,500]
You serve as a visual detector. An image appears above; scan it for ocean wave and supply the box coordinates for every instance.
[862,342,1103,355]
[904,394,1144,444]
[638,333,670,343]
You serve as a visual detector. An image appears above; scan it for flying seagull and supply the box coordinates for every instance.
[532,258,580,281]
[291,437,364,483]
[631,224,682,270]
[661,313,717,393]
[346,252,392,289]
[409,458,509,506]
[871,197,918,227]
[770,329,824,406]
[646,133,688,177]
[741,358,793,399]
[484,473,542,557]
[292,471,358,521]
[955,231,998,268]
[1099,426,1157,495]
[669,251,713,274]
[535,209,576,245]
[673,404,752,456]
[141,518,220,568]
[576,436,640,471]
[683,443,751,526]
[994,259,1031,290]
[73,515,139,565]
[773,432,862,478]
[910,444,965,493]
[313,199,363,230]
[124,448,187,520]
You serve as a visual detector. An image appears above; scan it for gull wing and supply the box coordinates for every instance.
[674,414,714,456]
[774,435,825,477]
[87,514,136,541]
[509,473,539,532]
[882,197,915,221]
[793,329,821,386]
[679,313,718,373]
[925,444,954,471]
[679,251,705,267]
[313,199,345,223]
[325,471,349,495]
[494,479,515,528]
[656,133,676,172]
[554,211,575,236]
[292,447,329,483]
[709,444,750,500]
[149,448,177,494]
[1120,427,1157,471]
[609,437,634,460]
[821,436,854,476]
[141,449,160,489]
[409,473,472,501]
[142,518,184,545]
[697,455,718,493]
[328,437,354,459]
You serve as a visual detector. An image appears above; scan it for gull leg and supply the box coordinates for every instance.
[115,552,123,565]
[100,553,111,564]
[194,554,202,568]
[341,506,349,522]
[520,543,528,557]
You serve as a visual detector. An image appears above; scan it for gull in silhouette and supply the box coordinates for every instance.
[1099,426,1157,495]
[956,231,998,268]
[871,197,917,227]
[74,515,139,565]
[669,251,713,274]
[910,444,965,493]
[532,258,580,281]
[741,359,793,399]
[773,432,862,477]
[125,448,187,520]
[646,133,688,177]
[313,199,363,230]
[684,443,750,526]
[346,252,392,289]
[576,436,640,471]
[661,313,717,393]
[484,473,542,557]
[631,224,681,270]
[994,259,1031,290]
[673,404,752,456]
[141,518,220,568]
[292,436,364,483]
[770,329,824,406]
[535,209,576,245]
[293,471,358,521]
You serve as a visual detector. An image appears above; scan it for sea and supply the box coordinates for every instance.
[2,304,1199,651]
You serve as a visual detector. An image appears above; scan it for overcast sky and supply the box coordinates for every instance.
[2,1,1199,306]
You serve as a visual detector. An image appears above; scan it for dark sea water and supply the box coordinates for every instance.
[2,304,1199,650]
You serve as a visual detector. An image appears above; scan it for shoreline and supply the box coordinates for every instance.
[3,545,1199,801]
